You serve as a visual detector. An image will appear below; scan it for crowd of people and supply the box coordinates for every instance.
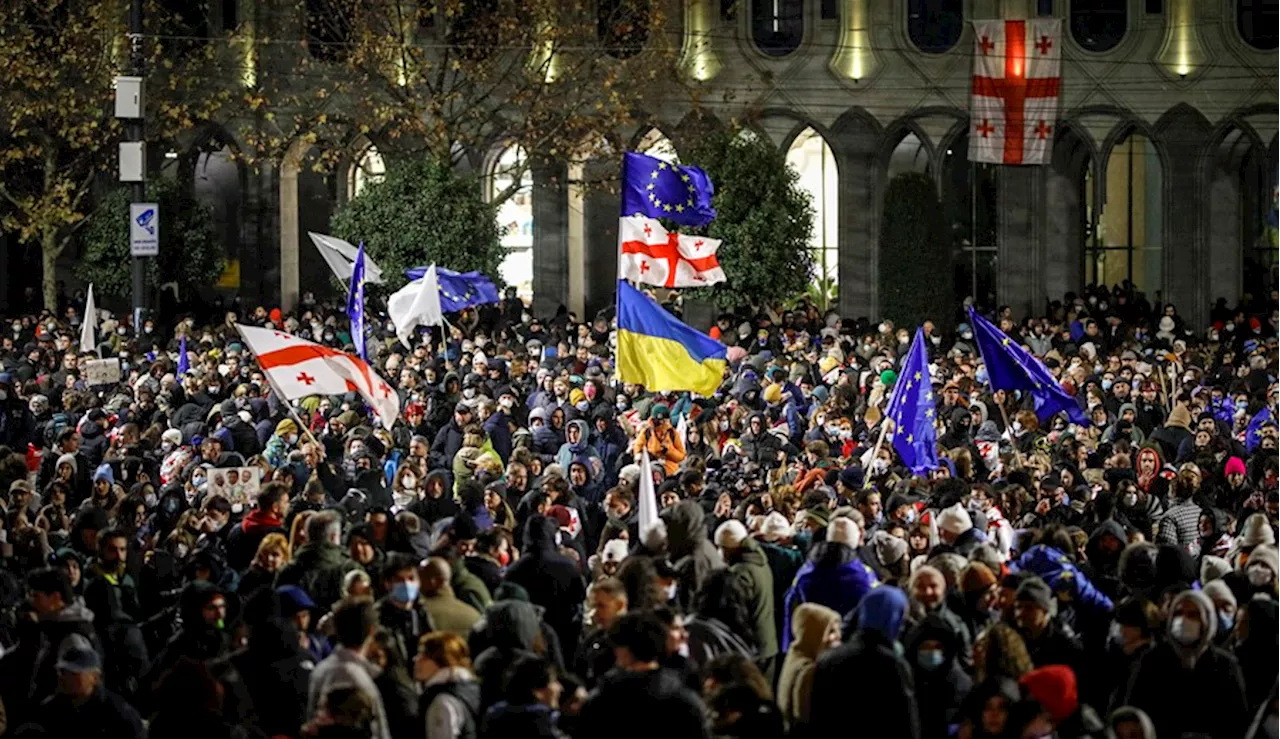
[0,282,1273,739]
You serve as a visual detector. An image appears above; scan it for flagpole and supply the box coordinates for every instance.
[994,393,1025,470]
[863,416,892,490]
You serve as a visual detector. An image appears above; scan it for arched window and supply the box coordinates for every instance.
[599,0,650,58]
[907,0,963,53]
[1237,0,1279,50]
[1087,132,1162,293]
[1070,0,1127,52]
[785,128,839,306]
[752,0,804,56]
[349,143,385,199]
[490,145,534,299]
[637,128,679,163]
[306,0,353,61]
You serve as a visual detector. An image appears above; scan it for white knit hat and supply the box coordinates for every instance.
[602,539,629,564]
[760,512,794,541]
[714,519,749,548]
[827,517,861,548]
[937,503,973,536]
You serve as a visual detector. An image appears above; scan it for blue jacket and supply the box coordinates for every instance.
[782,542,879,651]
[1010,544,1114,621]
[484,409,513,463]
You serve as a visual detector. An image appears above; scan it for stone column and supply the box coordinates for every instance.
[1157,108,1211,326]
[582,159,620,320]
[531,161,570,317]
[996,164,1045,319]
[831,116,881,320]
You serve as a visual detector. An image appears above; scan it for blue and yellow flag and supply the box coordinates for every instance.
[616,280,726,396]
[885,329,939,475]
[968,306,1089,425]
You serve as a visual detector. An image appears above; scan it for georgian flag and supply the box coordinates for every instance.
[618,215,726,288]
[235,325,400,429]
[969,19,1062,165]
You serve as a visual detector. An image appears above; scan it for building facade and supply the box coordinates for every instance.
[165,0,1276,328]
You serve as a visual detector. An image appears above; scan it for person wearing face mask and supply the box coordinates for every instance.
[1120,589,1248,739]
[374,555,436,667]
[905,614,972,739]
[482,387,517,464]
[263,418,301,470]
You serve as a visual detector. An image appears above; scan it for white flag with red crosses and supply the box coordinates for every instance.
[618,215,726,288]
[235,325,400,430]
[969,19,1062,165]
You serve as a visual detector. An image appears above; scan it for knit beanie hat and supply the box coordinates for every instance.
[714,519,749,549]
[1224,457,1247,477]
[1019,665,1079,724]
[870,529,908,566]
[937,503,973,536]
[1015,576,1056,615]
[959,561,998,595]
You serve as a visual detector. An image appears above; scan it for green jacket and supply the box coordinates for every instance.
[730,537,778,659]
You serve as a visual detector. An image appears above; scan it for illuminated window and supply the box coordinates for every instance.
[490,145,534,299]
[785,128,839,307]
[349,143,386,199]
[1086,133,1163,293]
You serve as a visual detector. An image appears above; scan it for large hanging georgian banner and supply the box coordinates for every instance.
[969,19,1062,165]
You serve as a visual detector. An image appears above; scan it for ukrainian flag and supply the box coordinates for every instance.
[616,280,727,397]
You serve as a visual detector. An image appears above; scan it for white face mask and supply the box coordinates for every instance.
[871,458,888,474]
[1170,615,1201,645]
[499,397,514,409]
[1247,565,1273,586]
[286,434,298,445]
[664,583,678,601]
[402,476,417,490]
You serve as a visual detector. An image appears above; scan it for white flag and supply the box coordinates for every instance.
[235,324,400,429]
[308,232,386,286]
[969,19,1062,165]
[638,447,660,536]
[387,265,444,348]
[618,215,726,288]
[79,284,97,355]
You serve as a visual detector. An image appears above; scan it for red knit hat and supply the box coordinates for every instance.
[1226,457,1247,477]
[1019,665,1078,724]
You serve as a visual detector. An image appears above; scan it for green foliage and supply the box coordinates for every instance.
[330,158,505,292]
[678,129,815,309]
[76,179,224,300]
[879,172,952,329]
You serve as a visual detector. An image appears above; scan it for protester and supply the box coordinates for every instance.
[0,282,1270,737]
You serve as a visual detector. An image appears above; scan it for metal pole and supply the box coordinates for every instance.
[129,0,145,327]
[971,160,978,305]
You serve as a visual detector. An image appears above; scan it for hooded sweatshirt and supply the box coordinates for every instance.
[663,501,724,611]
[777,603,840,728]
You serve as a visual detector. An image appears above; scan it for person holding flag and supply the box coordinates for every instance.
[967,305,1089,426]
[881,328,940,476]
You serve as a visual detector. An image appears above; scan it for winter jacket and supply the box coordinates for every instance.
[809,593,918,739]
[777,603,840,731]
[664,501,724,611]
[1122,638,1248,738]
[275,541,365,611]
[214,620,313,739]
[29,685,146,739]
[783,542,879,651]
[472,600,544,711]
[0,599,100,726]
[727,537,777,660]
[905,614,973,739]
[503,516,586,663]
[430,419,467,471]
[1010,545,1114,625]
[423,583,482,638]
[577,667,709,739]
[758,540,805,642]
[225,507,286,572]
[308,646,391,739]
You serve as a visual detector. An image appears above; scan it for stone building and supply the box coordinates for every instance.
[160,0,1276,327]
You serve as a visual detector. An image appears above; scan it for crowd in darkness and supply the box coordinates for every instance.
[0,282,1272,739]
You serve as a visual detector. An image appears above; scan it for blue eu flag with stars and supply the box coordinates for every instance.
[885,329,939,475]
[619,151,716,227]
[403,266,500,313]
[967,306,1089,425]
[346,241,368,360]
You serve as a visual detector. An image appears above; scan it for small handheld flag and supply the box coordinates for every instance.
[79,284,97,355]
[176,334,189,375]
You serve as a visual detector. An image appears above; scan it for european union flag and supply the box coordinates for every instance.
[403,267,500,313]
[176,334,189,375]
[619,151,716,227]
[967,306,1089,425]
[885,329,939,475]
[1246,406,1276,452]
[346,241,368,360]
